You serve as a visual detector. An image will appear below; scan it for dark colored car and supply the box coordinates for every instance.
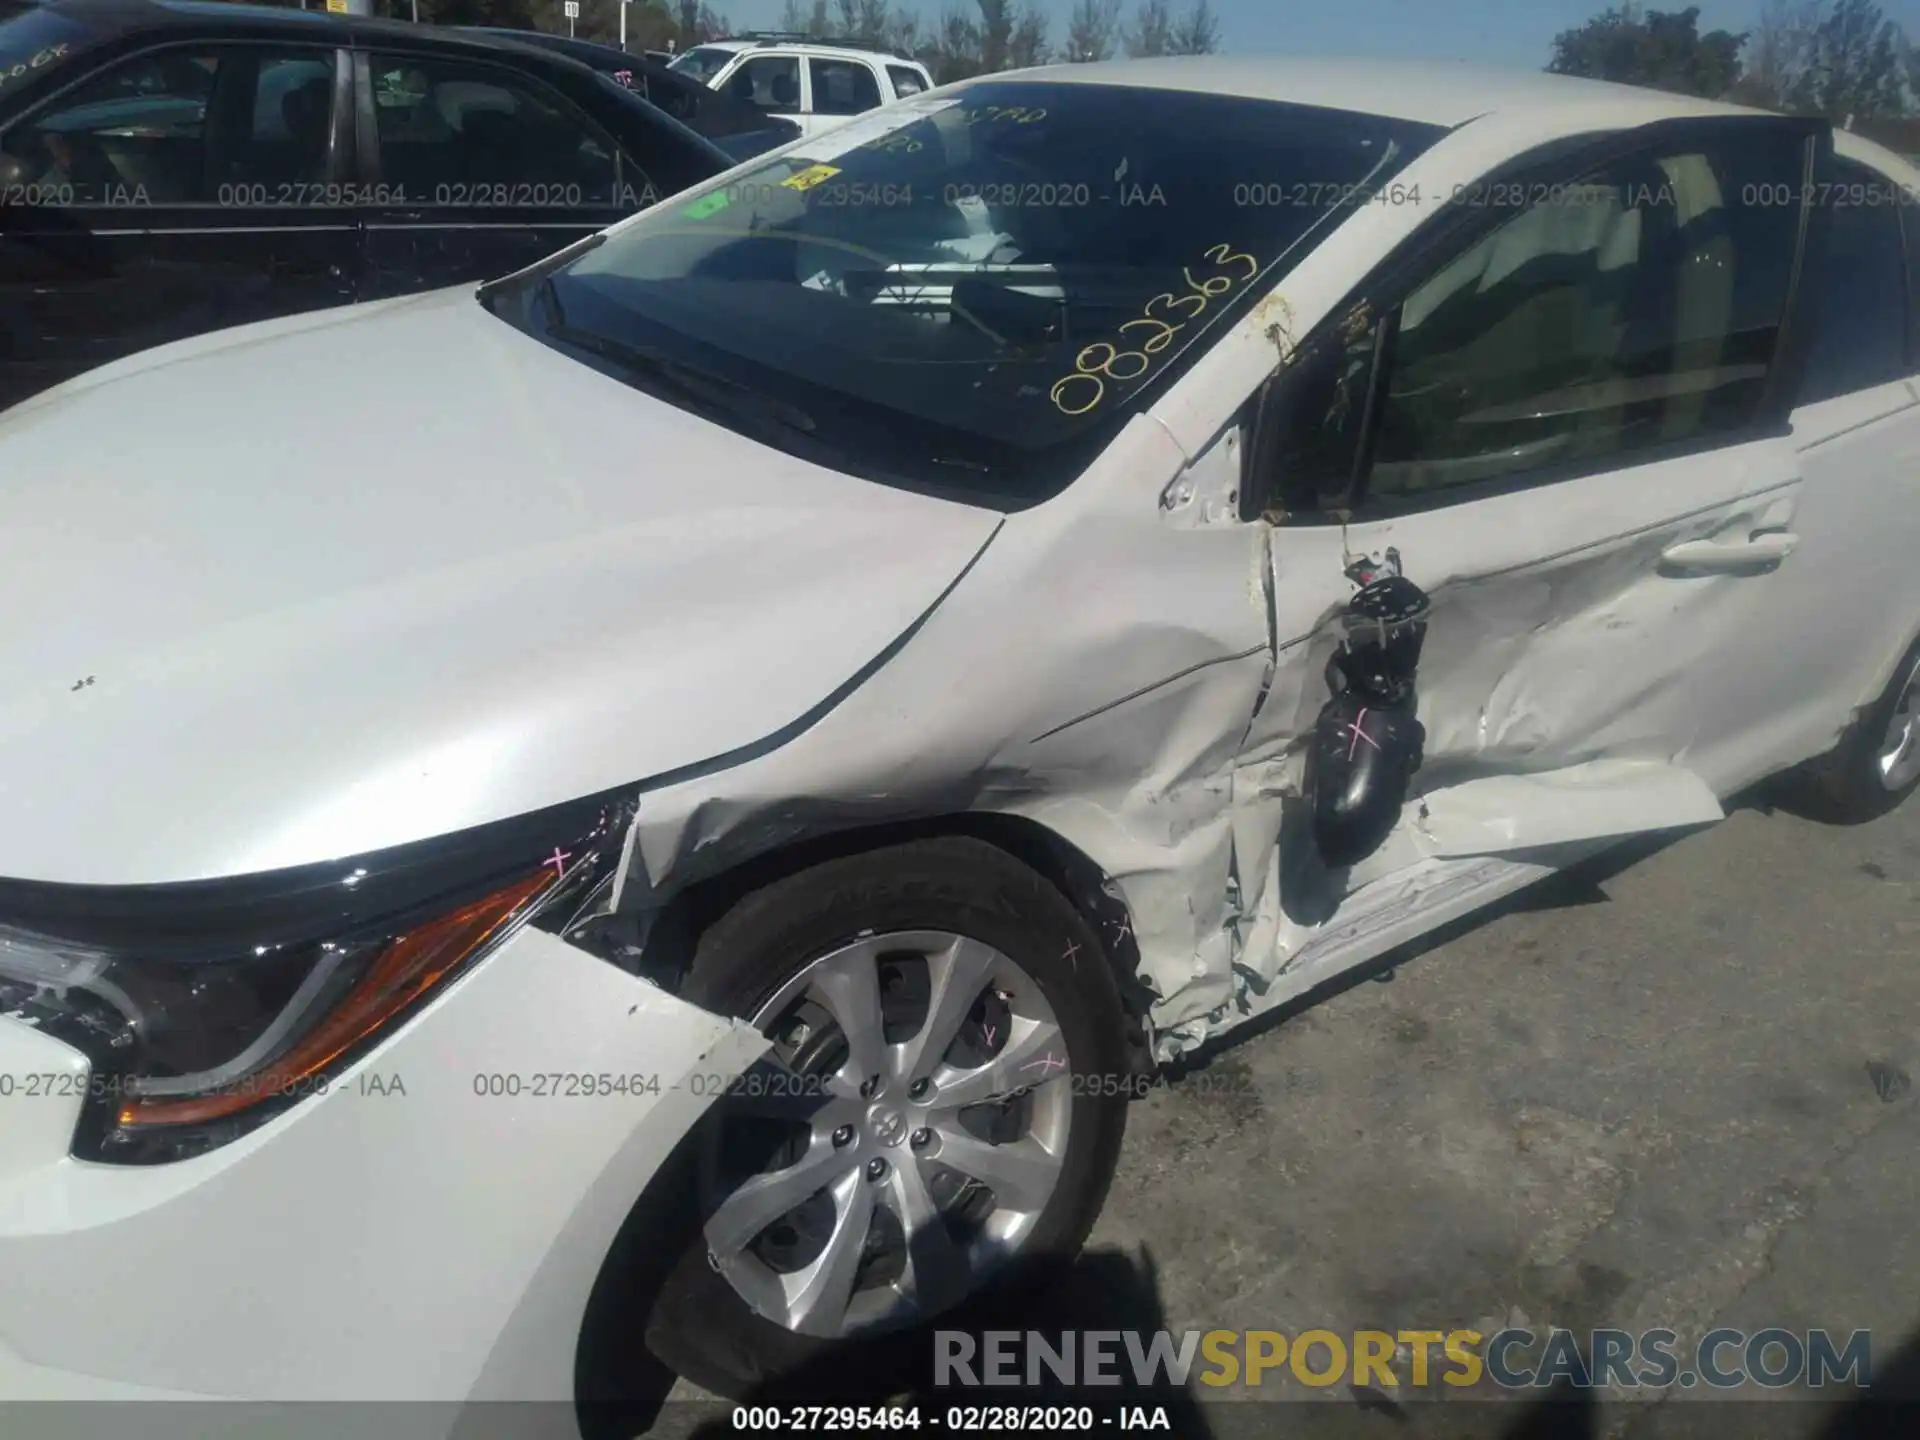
[463,27,800,160]
[0,0,730,411]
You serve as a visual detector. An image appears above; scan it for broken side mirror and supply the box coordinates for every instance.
[1304,548,1432,869]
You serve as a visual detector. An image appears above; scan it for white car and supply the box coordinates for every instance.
[2,55,1918,1417]
[668,31,932,139]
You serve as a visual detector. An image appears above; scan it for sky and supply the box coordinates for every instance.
[701,0,1920,72]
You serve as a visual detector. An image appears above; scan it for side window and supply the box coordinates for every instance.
[232,54,335,188]
[0,47,219,203]
[0,47,337,205]
[721,55,800,115]
[366,53,617,205]
[808,57,880,116]
[887,64,927,98]
[1367,143,1802,501]
[1798,160,1909,403]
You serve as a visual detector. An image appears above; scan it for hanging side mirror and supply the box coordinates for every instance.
[1304,548,1432,869]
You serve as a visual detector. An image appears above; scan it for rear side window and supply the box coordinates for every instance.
[1367,141,1804,502]
[252,56,332,142]
[1799,160,1909,404]
[887,64,927,98]
[722,54,800,115]
[807,57,880,116]
[367,54,618,206]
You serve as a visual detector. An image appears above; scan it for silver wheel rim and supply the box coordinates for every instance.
[706,930,1072,1340]
[1878,654,1920,792]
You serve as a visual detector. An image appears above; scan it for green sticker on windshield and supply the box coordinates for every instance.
[680,189,733,219]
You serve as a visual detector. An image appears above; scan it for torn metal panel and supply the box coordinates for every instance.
[626,413,1273,1057]
[1410,760,1723,855]
[1174,443,1800,1053]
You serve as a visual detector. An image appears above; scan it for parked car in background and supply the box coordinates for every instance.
[668,30,932,139]
[0,0,729,411]
[2,55,1917,1418]
[463,26,801,160]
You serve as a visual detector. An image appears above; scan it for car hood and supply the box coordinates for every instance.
[0,287,1000,885]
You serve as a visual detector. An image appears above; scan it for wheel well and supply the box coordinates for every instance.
[572,814,1155,1426]
[642,812,1154,1060]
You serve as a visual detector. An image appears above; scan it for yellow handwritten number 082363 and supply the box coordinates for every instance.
[1048,244,1260,416]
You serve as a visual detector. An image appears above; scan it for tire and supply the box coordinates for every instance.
[1785,634,1920,824]
[641,837,1130,1400]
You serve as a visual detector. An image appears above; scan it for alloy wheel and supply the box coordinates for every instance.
[704,930,1072,1339]
[1877,653,1920,792]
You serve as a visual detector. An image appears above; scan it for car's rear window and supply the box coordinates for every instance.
[668,45,734,82]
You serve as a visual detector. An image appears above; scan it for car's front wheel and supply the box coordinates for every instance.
[642,837,1129,1398]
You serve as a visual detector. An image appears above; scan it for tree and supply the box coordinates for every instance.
[1006,2,1049,67]
[1785,0,1905,119]
[1124,0,1175,57]
[974,0,1012,70]
[835,0,895,44]
[885,8,923,55]
[1729,0,1821,107]
[1065,0,1122,61]
[777,0,832,34]
[1723,0,1908,117]
[1547,4,1746,98]
[926,4,984,81]
[1170,0,1219,54]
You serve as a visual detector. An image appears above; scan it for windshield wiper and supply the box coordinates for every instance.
[475,234,606,315]
[544,314,820,443]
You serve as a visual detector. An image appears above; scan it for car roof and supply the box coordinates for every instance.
[1834,127,1920,185]
[687,37,921,66]
[30,0,609,63]
[982,55,1767,129]
[462,26,639,67]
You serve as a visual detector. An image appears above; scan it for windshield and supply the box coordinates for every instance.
[488,81,1442,509]
[669,45,735,82]
[0,3,89,100]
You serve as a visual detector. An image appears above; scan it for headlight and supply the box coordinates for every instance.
[0,791,633,1164]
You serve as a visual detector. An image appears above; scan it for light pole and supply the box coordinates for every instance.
[619,0,629,52]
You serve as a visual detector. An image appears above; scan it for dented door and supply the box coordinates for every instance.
[1239,117,1824,898]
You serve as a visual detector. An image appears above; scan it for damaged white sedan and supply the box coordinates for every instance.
[3,55,1919,1413]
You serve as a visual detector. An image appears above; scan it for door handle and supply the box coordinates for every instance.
[1659,531,1800,573]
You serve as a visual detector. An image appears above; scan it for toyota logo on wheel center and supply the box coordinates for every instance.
[868,1106,909,1147]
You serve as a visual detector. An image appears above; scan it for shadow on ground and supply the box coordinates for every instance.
[670,1246,1216,1439]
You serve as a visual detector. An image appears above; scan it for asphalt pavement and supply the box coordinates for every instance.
[655,783,1919,1438]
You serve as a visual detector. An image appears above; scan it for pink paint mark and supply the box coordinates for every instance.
[1344,707,1381,761]
[1062,938,1080,968]
[983,1022,998,1047]
[544,847,572,880]
[1022,1053,1067,1076]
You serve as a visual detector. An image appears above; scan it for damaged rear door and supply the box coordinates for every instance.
[1235,115,1826,937]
